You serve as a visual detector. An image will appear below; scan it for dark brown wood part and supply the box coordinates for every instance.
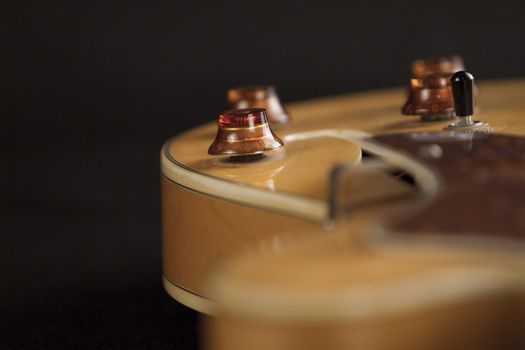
[373,132,525,241]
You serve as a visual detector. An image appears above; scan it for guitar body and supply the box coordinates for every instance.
[161,79,525,348]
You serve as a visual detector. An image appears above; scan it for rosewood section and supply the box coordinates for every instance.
[373,132,525,241]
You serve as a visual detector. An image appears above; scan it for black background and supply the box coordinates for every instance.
[7,1,525,349]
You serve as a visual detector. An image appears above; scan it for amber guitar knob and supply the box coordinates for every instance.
[228,86,291,124]
[208,108,284,157]
[401,74,455,121]
[411,56,465,78]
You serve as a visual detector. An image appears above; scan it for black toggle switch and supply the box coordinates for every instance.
[451,71,475,117]
[445,70,490,132]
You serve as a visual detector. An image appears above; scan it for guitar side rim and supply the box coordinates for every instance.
[163,277,216,315]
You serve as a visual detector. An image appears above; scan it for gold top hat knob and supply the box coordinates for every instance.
[228,86,291,124]
[208,108,284,157]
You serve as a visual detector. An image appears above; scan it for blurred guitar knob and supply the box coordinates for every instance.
[411,55,465,78]
[228,86,291,124]
[208,108,284,157]
[402,74,456,121]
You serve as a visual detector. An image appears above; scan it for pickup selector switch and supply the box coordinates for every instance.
[445,71,491,132]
